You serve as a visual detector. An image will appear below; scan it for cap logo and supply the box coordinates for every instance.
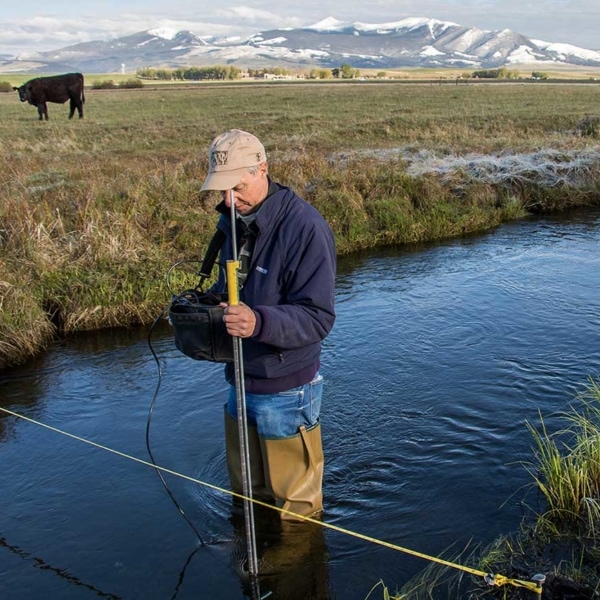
[210,150,229,168]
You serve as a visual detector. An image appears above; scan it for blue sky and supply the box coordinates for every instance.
[1,1,598,56]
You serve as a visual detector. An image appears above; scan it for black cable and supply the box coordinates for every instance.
[144,256,225,548]
[168,545,203,600]
[146,305,206,546]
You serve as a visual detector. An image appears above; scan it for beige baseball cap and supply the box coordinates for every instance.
[201,129,267,191]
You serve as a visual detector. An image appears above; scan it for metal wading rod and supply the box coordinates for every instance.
[226,190,260,581]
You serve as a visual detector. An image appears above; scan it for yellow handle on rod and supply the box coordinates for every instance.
[226,260,240,307]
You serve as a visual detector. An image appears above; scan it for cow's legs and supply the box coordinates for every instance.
[69,98,84,119]
[37,104,48,120]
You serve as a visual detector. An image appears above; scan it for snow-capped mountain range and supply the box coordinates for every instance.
[3,16,600,74]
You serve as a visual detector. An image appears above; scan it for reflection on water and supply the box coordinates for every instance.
[229,511,330,600]
[0,536,122,600]
[1,208,600,599]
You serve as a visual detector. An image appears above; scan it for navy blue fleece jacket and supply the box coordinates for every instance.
[212,182,336,393]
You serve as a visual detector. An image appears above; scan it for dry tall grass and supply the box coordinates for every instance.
[1,81,600,369]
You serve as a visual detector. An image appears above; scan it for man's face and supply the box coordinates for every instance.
[222,163,268,215]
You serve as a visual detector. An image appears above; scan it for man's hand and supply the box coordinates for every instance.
[221,302,257,338]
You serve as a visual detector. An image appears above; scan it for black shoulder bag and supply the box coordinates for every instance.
[168,229,234,363]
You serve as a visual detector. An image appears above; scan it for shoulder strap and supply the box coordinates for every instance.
[198,228,227,283]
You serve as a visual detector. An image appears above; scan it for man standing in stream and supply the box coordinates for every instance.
[202,128,336,519]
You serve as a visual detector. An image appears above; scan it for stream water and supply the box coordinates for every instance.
[1,207,600,599]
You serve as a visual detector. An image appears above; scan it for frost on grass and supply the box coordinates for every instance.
[403,148,600,188]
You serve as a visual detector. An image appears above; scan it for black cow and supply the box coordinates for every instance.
[13,73,85,121]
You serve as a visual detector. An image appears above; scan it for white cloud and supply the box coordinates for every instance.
[214,6,298,26]
[0,13,245,55]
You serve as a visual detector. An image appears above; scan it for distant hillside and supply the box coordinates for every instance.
[3,17,600,74]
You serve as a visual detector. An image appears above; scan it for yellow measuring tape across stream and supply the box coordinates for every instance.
[0,405,542,595]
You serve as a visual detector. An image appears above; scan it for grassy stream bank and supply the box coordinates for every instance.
[2,81,600,370]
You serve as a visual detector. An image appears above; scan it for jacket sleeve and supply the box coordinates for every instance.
[252,217,336,350]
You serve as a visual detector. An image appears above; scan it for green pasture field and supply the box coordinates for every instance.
[1,80,600,369]
[3,78,600,153]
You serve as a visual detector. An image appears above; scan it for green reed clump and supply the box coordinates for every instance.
[526,378,600,537]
